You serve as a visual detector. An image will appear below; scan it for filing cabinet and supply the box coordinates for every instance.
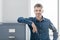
[0,23,26,40]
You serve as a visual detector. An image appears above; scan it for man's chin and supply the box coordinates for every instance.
[36,16,40,18]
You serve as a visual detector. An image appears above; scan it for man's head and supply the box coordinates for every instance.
[34,3,43,18]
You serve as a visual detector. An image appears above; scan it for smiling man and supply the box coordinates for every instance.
[17,3,58,40]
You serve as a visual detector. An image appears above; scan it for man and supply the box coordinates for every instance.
[17,3,58,40]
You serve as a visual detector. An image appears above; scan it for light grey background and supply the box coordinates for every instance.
[2,0,29,23]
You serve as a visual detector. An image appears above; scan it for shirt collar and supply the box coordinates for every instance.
[35,16,45,22]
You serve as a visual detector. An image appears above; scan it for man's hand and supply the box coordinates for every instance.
[32,22,38,33]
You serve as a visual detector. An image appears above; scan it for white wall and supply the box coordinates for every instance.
[2,0,29,23]
[0,0,2,23]
[59,0,60,35]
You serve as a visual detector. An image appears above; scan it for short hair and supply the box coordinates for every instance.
[34,3,43,8]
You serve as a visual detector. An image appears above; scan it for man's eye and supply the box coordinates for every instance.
[39,10,41,11]
[35,10,38,12]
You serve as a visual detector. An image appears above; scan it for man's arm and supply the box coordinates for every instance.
[17,17,37,33]
[49,20,58,40]
[17,17,32,25]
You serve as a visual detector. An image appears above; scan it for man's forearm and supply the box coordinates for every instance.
[17,17,38,33]
[17,17,32,25]
[53,30,58,40]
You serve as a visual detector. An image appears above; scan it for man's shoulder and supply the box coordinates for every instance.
[44,17,50,21]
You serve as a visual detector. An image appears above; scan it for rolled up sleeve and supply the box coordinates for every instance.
[17,17,33,26]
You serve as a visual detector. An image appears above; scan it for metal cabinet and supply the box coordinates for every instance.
[0,23,26,40]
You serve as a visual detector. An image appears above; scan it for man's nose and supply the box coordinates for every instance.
[37,11,40,13]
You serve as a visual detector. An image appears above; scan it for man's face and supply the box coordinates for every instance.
[34,7,43,17]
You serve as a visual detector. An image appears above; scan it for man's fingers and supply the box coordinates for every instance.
[32,22,38,33]
[32,27,37,33]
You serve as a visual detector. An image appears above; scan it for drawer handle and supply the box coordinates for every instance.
[9,29,15,33]
[9,36,15,38]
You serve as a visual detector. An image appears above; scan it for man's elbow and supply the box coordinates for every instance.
[17,17,23,23]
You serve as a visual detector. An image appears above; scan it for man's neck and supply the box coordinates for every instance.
[36,16,43,21]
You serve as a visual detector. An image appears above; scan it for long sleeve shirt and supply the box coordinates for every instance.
[17,17,58,40]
